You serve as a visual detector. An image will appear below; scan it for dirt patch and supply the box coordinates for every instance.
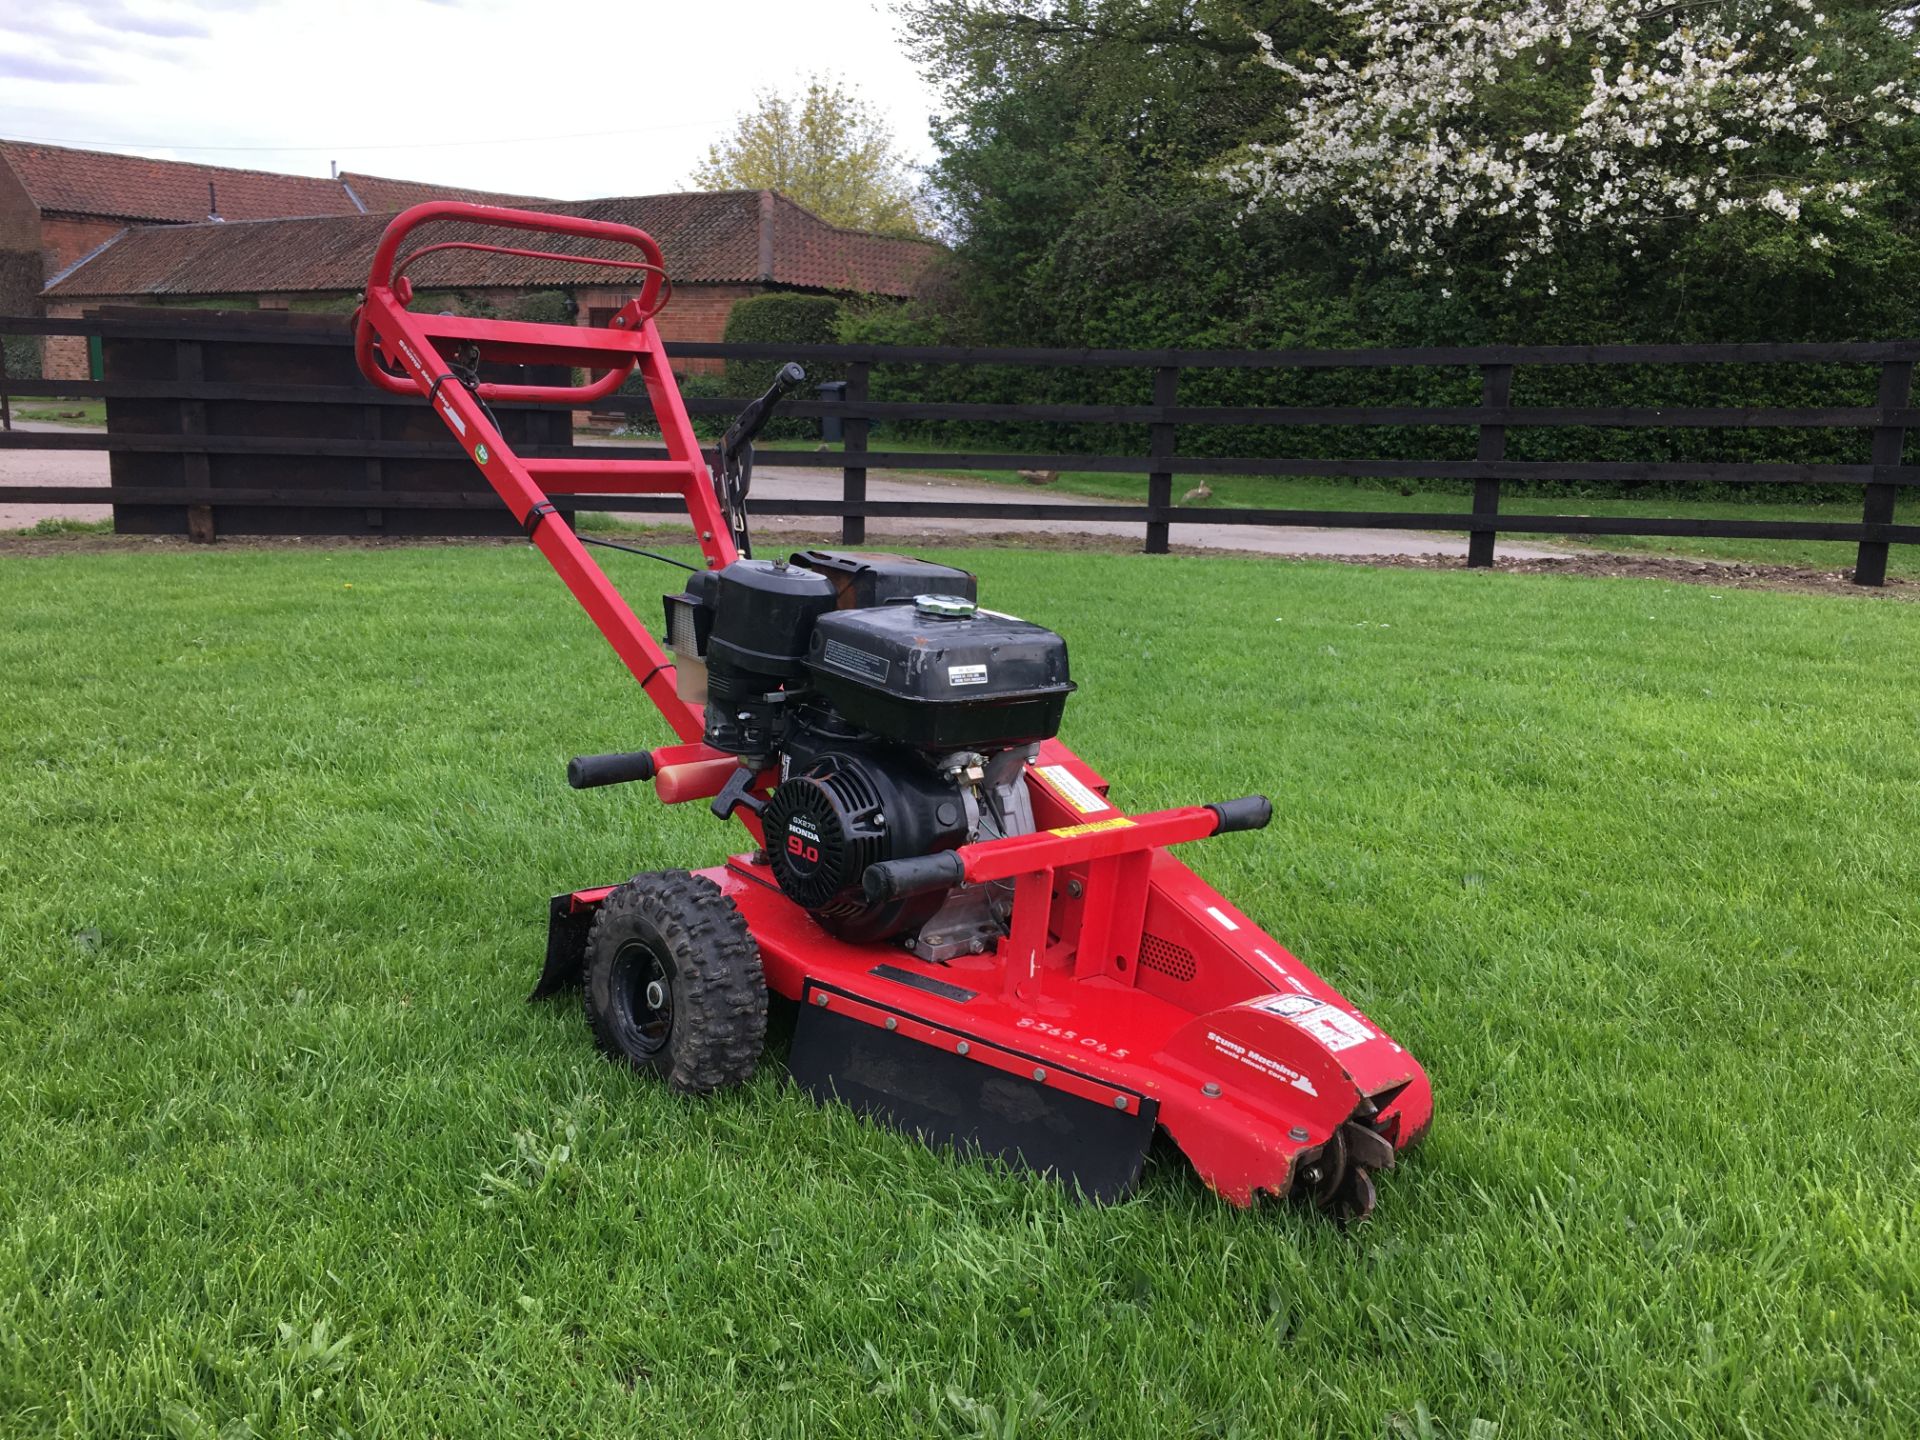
[1343,548,1918,599]
[2,526,1910,599]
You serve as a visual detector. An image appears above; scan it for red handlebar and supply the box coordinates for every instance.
[356,202,670,403]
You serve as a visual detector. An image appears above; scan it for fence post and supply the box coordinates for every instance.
[1854,359,1911,587]
[1,336,10,432]
[362,401,385,533]
[1145,364,1178,555]
[1468,363,1513,568]
[841,360,870,546]
[175,339,216,543]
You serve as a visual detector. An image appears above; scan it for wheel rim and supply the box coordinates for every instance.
[613,938,673,1057]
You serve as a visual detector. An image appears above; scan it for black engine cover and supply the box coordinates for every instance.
[761,749,967,943]
[805,604,1073,751]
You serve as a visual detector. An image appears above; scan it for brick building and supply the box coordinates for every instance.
[5,142,941,381]
[1,140,546,375]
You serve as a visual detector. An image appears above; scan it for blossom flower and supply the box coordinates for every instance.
[1215,0,1909,279]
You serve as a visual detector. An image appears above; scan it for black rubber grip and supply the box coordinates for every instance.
[725,364,809,453]
[862,850,966,904]
[1205,794,1273,834]
[566,751,657,790]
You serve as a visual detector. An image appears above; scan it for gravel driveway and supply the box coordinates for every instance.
[0,424,1560,560]
[0,421,111,529]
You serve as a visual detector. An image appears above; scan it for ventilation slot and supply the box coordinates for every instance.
[1138,934,1196,982]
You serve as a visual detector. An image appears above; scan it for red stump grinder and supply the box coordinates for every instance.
[355,203,1430,1217]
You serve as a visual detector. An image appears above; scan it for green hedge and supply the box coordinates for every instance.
[2,333,42,382]
[723,294,844,389]
[615,294,846,444]
[722,294,842,442]
[609,367,716,441]
[835,304,1884,504]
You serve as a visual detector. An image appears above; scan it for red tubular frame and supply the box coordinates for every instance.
[359,203,1430,1210]
[355,202,670,404]
[356,203,736,746]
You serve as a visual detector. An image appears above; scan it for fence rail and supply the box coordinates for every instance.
[2,310,1914,582]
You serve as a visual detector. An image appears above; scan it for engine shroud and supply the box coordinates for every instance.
[762,748,968,943]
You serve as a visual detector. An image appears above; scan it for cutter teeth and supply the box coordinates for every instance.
[1343,1120,1397,1175]
[1340,1165,1377,1223]
[1302,1119,1396,1223]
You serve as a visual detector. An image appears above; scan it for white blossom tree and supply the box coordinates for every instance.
[1218,0,1920,283]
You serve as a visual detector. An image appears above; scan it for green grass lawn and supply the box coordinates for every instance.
[9,401,107,427]
[2,544,1917,1438]
[750,437,1920,580]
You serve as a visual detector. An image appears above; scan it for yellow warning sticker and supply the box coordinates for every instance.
[1049,817,1136,839]
[1035,763,1112,815]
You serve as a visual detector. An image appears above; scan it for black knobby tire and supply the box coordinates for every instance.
[582,871,767,1094]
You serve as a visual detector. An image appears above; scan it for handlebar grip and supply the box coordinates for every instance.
[1205,795,1273,834]
[567,751,658,790]
[862,850,966,904]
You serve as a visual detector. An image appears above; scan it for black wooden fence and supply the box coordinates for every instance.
[3,310,1917,584]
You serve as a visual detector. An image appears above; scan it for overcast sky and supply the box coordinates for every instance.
[0,0,941,199]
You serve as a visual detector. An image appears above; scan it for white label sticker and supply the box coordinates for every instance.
[1205,1030,1318,1096]
[948,663,989,687]
[1250,993,1376,1053]
[1034,763,1111,815]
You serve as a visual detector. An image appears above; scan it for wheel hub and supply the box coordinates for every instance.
[616,939,673,1056]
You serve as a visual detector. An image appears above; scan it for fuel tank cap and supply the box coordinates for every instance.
[914,593,977,618]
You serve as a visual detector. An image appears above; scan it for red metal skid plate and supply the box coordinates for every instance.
[1136,853,1425,1099]
[702,862,1384,1206]
[1018,738,1432,1148]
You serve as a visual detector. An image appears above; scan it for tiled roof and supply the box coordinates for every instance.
[47,192,941,299]
[338,171,550,213]
[0,141,555,225]
[0,140,358,223]
[765,192,937,294]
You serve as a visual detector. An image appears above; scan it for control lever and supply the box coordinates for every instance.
[714,362,806,560]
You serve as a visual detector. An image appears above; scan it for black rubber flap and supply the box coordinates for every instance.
[529,892,596,1001]
[788,995,1157,1201]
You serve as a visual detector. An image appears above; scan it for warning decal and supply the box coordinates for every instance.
[1248,993,1376,1053]
[822,639,890,684]
[1034,763,1112,815]
[1049,816,1135,839]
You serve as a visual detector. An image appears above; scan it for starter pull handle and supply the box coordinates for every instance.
[567,751,657,790]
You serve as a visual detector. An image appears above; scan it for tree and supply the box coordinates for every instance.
[692,76,930,236]
[1217,1,1920,286]
[898,0,1299,342]
[896,0,1920,345]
